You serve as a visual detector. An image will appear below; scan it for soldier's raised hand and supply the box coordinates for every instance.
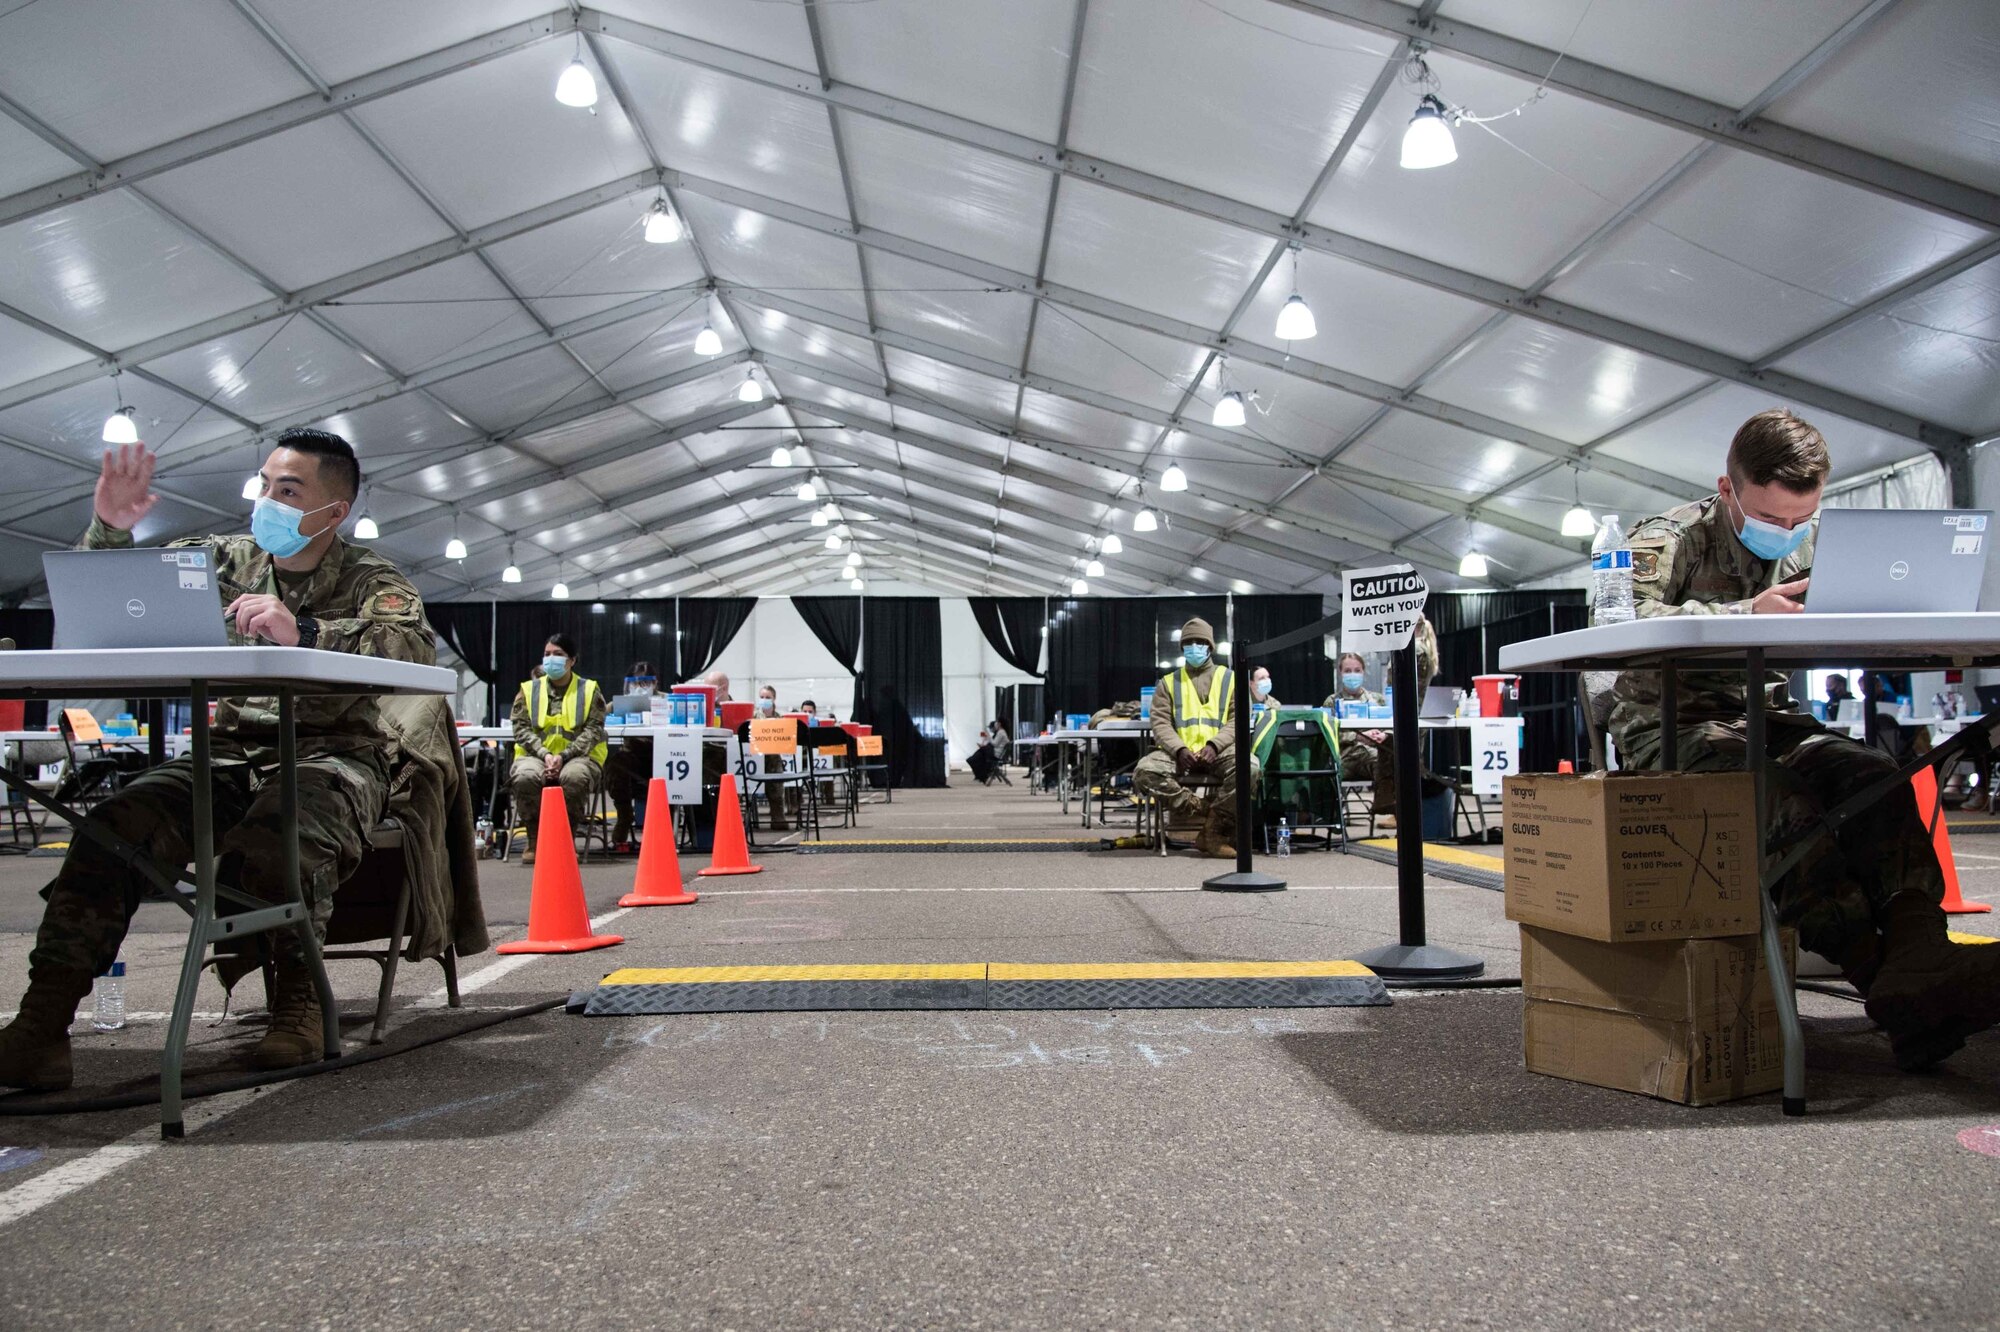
[94,443,158,531]
[1752,577,1809,614]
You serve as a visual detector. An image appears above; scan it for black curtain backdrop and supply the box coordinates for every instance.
[1045,595,1226,722]
[675,598,755,680]
[0,609,54,727]
[427,602,497,721]
[968,597,1046,677]
[1425,590,1589,772]
[790,596,862,672]
[854,596,947,788]
[1233,594,1335,708]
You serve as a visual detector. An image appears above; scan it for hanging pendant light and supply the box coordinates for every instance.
[1458,549,1489,579]
[825,532,843,551]
[101,406,139,445]
[811,508,829,527]
[1133,508,1159,533]
[554,53,598,108]
[1101,533,1123,555]
[1273,293,1317,341]
[445,535,467,560]
[551,578,571,600]
[241,473,264,501]
[850,578,865,591]
[1561,503,1596,538]
[501,543,522,584]
[694,324,723,356]
[770,445,792,468]
[797,478,818,503]
[1071,578,1088,595]
[643,197,682,244]
[1085,559,1105,578]
[1212,390,1247,429]
[353,514,379,540]
[738,371,765,403]
[1400,94,1457,169]
[1161,463,1188,492]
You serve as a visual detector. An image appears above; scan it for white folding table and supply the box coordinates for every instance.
[1501,612,2000,1115]
[0,647,453,1137]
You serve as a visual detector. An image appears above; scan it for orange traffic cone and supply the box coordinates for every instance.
[1558,760,1574,773]
[497,786,626,953]
[620,777,698,907]
[698,772,764,877]
[1912,766,1992,915]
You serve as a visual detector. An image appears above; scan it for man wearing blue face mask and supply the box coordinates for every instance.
[0,431,433,1088]
[1603,408,2000,1072]
[509,634,606,867]
[1133,617,1257,857]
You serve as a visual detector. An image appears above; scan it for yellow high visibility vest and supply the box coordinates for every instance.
[1172,664,1233,750]
[516,675,607,763]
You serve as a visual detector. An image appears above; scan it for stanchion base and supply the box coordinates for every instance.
[1782,1096,1806,1117]
[1353,942,1484,982]
[1201,870,1287,893]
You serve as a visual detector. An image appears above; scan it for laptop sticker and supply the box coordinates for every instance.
[1952,535,1982,556]
[178,570,210,590]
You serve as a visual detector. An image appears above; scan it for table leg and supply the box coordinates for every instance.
[1746,649,1806,1116]
[280,690,341,1061]
[159,682,212,1139]
[1081,739,1093,829]
[1660,663,1678,771]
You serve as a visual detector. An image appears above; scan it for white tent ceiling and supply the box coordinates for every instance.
[0,0,1992,605]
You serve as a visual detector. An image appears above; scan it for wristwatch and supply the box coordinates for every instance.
[295,614,320,650]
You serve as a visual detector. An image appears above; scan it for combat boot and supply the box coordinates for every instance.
[0,964,94,1091]
[1863,892,2000,1070]
[250,957,329,1071]
[1194,806,1236,860]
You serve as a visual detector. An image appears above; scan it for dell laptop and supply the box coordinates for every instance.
[1803,509,1992,614]
[45,548,231,650]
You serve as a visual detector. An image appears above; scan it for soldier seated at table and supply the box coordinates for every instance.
[0,433,433,1090]
[600,659,659,850]
[509,634,606,868]
[1598,407,2000,1071]
[1132,617,1260,858]
[1323,632,1446,831]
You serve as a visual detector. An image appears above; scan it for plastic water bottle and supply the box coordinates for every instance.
[1592,514,1635,624]
[1277,818,1292,858]
[92,961,125,1032]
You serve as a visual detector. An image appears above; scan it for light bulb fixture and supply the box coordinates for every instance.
[1161,463,1188,492]
[841,565,858,581]
[1273,293,1317,342]
[590,601,607,614]
[796,478,817,503]
[1561,504,1596,538]
[1459,550,1490,579]
[1212,390,1247,429]
[626,610,639,624]
[770,445,792,468]
[1101,533,1123,555]
[850,578,864,591]
[694,324,723,356]
[1071,578,1088,595]
[354,514,379,540]
[1400,93,1457,170]
[554,49,598,108]
[445,536,467,561]
[810,508,829,527]
[642,197,682,244]
[1133,508,1159,533]
[501,543,522,583]
[101,406,138,445]
[241,473,263,501]
[551,580,570,600]
[825,533,843,551]
[738,371,765,403]
[1085,559,1105,578]
[1217,641,1233,657]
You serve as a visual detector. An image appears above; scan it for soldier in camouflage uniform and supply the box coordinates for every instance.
[1600,408,2000,1071]
[0,432,433,1090]
[1322,621,1441,823]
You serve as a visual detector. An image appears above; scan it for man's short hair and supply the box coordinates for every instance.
[546,632,578,657]
[273,427,361,501]
[1727,409,1829,492]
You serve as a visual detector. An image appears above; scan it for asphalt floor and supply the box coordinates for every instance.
[0,778,1996,1329]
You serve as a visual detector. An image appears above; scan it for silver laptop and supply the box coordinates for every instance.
[45,548,231,649]
[1804,509,1992,614]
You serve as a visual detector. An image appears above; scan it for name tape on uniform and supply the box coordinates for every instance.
[1341,563,1429,657]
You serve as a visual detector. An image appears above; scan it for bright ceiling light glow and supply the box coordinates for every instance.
[551,580,571,600]
[850,578,865,591]
[1561,504,1596,538]
[1071,578,1088,595]
[554,58,598,108]
[642,200,682,243]
[1459,550,1489,579]
[101,407,138,445]
[770,445,792,468]
[694,324,723,356]
[1400,95,1457,169]
[444,536,468,560]
[1273,294,1317,341]
[825,533,843,551]
[810,509,829,527]
[1133,508,1159,533]
[797,479,817,503]
[501,563,522,584]
[1217,640,1232,657]
[841,564,858,580]
[353,515,379,540]
[1101,533,1123,555]
[738,372,765,403]
[241,474,263,500]
[1161,463,1187,492]
[1212,391,1246,429]
[590,601,607,614]
[1085,559,1105,578]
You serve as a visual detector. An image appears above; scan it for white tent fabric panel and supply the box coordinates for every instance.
[1043,180,1275,329]
[841,115,1051,275]
[1231,248,1496,387]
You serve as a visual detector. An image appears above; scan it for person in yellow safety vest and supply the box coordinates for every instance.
[508,633,607,867]
[1132,617,1261,859]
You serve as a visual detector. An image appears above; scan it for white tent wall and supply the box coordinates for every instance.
[940,597,1039,773]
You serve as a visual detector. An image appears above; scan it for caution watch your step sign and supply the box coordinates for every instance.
[1340,563,1428,658]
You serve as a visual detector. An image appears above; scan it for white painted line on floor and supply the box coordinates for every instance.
[1945,851,2000,864]
[688,883,1410,896]
[418,906,634,1005]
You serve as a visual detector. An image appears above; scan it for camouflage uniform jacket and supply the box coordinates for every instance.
[1150,663,1236,757]
[509,674,609,762]
[1602,494,1815,755]
[81,517,434,759]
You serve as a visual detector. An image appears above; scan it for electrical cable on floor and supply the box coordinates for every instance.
[1795,979,1867,1004]
[0,995,567,1117]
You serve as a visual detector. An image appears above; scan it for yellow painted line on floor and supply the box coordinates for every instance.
[1949,931,1998,945]
[1360,837,1504,871]
[989,960,1372,981]
[601,963,987,985]
[822,837,1098,845]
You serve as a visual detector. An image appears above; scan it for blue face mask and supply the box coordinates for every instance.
[251,496,339,559]
[1252,677,1270,699]
[1183,644,1210,669]
[1342,672,1366,692]
[542,655,568,682]
[1730,493,1814,562]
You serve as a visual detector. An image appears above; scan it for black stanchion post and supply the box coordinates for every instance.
[1203,657,1284,893]
[1353,638,1484,980]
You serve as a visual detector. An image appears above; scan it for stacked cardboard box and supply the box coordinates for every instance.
[1502,771,1793,1105]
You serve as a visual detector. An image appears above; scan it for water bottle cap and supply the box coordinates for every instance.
[108,961,124,977]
